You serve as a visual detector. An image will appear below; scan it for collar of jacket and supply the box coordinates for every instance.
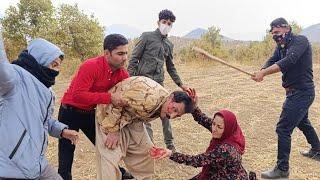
[155,28,168,39]
[278,32,294,49]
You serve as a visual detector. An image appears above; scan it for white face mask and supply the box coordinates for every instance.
[159,23,172,35]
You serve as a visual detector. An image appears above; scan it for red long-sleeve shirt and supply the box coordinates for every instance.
[61,55,129,110]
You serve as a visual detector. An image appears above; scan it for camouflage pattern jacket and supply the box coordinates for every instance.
[96,76,169,133]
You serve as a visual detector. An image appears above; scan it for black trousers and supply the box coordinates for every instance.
[276,88,320,171]
[57,105,95,180]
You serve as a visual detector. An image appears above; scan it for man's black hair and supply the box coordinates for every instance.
[103,34,128,52]
[159,9,176,22]
[171,91,193,113]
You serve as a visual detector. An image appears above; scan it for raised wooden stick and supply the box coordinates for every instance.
[192,47,254,76]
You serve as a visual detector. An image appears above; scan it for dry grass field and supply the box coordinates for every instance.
[48,61,320,179]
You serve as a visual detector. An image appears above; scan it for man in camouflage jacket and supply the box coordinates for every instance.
[95,76,193,180]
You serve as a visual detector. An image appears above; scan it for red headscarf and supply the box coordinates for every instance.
[200,109,245,180]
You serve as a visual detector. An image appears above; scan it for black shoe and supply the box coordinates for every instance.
[248,171,257,180]
[119,167,134,179]
[300,148,320,161]
[261,167,289,179]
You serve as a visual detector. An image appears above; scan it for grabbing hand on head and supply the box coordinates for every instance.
[187,88,198,109]
[180,85,192,95]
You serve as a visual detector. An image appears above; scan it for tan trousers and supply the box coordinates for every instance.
[95,120,154,180]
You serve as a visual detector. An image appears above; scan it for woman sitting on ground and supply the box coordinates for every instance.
[151,89,255,180]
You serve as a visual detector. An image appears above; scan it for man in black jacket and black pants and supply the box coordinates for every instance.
[252,17,320,179]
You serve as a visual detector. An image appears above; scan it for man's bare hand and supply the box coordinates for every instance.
[62,129,79,145]
[105,131,120,149]
[251,71,265,82]
[111,91,128,107]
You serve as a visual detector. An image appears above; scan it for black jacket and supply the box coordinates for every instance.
[263,34,314,89]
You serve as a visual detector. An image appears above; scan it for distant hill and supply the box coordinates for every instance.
[168,36,194,51]
[221,35,235,42]
[184,25,320,43]
[301,23,320,43]
[183,28,207,39]
[183,28,235,42]
[105,24,142,40]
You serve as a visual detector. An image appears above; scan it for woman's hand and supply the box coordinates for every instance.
[149,146,172,160]
[180,85,192,95]
[188,88,198,109]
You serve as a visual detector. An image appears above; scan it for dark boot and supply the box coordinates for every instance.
[261,166,289,179]
[249,171,257,180]
[300,148,320,161]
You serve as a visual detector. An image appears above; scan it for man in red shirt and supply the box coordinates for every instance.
[57,34,132,180]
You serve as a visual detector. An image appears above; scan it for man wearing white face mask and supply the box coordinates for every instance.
[159,21,172,35]
[128,9,191,152]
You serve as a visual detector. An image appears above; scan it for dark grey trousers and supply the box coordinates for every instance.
[145,117,174,147]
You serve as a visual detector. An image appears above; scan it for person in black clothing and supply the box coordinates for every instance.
[252,17,320,179]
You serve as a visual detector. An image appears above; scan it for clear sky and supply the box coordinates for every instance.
[1,0,319,41]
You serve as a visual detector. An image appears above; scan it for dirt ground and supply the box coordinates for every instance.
[48,62,320,180]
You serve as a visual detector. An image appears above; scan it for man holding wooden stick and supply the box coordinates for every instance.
[251,17,320,179]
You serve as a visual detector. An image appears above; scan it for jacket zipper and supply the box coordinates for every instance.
[40,92,53,175]
[9,129,27,159]
[137,60,145,75]
[39,131,46,175]
[152,62,158,80]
